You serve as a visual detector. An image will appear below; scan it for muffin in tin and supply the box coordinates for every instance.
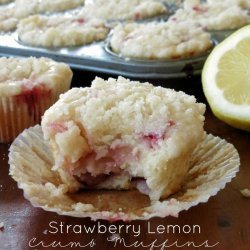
[0,0,85,32]
[109,20,213,60]
[0,57,72,143]
[14,0,85,18]
[0,4,18,32]
[207,0,250,10]
[41,76,205,201]
[77,0,167,21]
[171,0,250,31]
[17,14,109,48]
[0,0,13,4]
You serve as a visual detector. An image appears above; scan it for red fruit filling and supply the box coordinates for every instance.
[71,145,138,188]
[47,122,68,133]
[170,17,177,22]
[134,12,142,20]
[56,120,175,194]
[192,5,208,14]
[142,133,164,148]
[16,83,51,118]
[76,173,108,187]
[142,120,176,148]
[76,18,85,24]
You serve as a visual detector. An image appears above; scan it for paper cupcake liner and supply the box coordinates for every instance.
[0,85,67,143]
[9,125,240,221]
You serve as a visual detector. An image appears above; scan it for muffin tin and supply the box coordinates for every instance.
[0,2,238,79]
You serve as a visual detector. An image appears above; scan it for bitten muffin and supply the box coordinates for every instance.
[110,21,212,60]
[17,15,109,48]
[41,76,205,201]
[0,57,72,143]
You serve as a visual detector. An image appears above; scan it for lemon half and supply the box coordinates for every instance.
[202,25,250,131]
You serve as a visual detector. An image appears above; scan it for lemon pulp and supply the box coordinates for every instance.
[216,38,250,105]
[202,25,250,131]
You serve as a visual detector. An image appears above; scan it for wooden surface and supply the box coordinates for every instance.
[0,72,249,250]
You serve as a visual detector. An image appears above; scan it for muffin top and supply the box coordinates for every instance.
[0,4,18,32]
[207,0,250,10]
[110,21,212,59]
[171,1,250,30]
[42,76,205,157]
[0,57,72,96]
[17,15,109,48]
[78,0,167,21]
[14,0,85,18]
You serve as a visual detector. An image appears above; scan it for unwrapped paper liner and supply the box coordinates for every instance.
[9,125,240,221]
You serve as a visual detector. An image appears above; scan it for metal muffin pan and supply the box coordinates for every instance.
[0,0,243,79]
[0,23,233,79]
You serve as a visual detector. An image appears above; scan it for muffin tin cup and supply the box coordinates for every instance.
[105,30,217,62]
[9,125,240,221]
[1,0,249,78]
[0,32,221,79]
[0,4,240,80]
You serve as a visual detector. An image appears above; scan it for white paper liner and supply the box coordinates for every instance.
[9,125,240,221]
[0,84,69,143]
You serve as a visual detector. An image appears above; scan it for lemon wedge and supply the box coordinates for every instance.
[202,25,250,131]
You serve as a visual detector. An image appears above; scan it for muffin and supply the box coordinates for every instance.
[207,0,250,10]
[110,21,212,60]
[0,0,13,4]
[0,4,18,32]
[17,15,109,48]
[170,1,250,30]
[41,76,205,201]
[0,57,72,143]
[77,0,167,21]
[14,0,85,18]
[0,0,85,32]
